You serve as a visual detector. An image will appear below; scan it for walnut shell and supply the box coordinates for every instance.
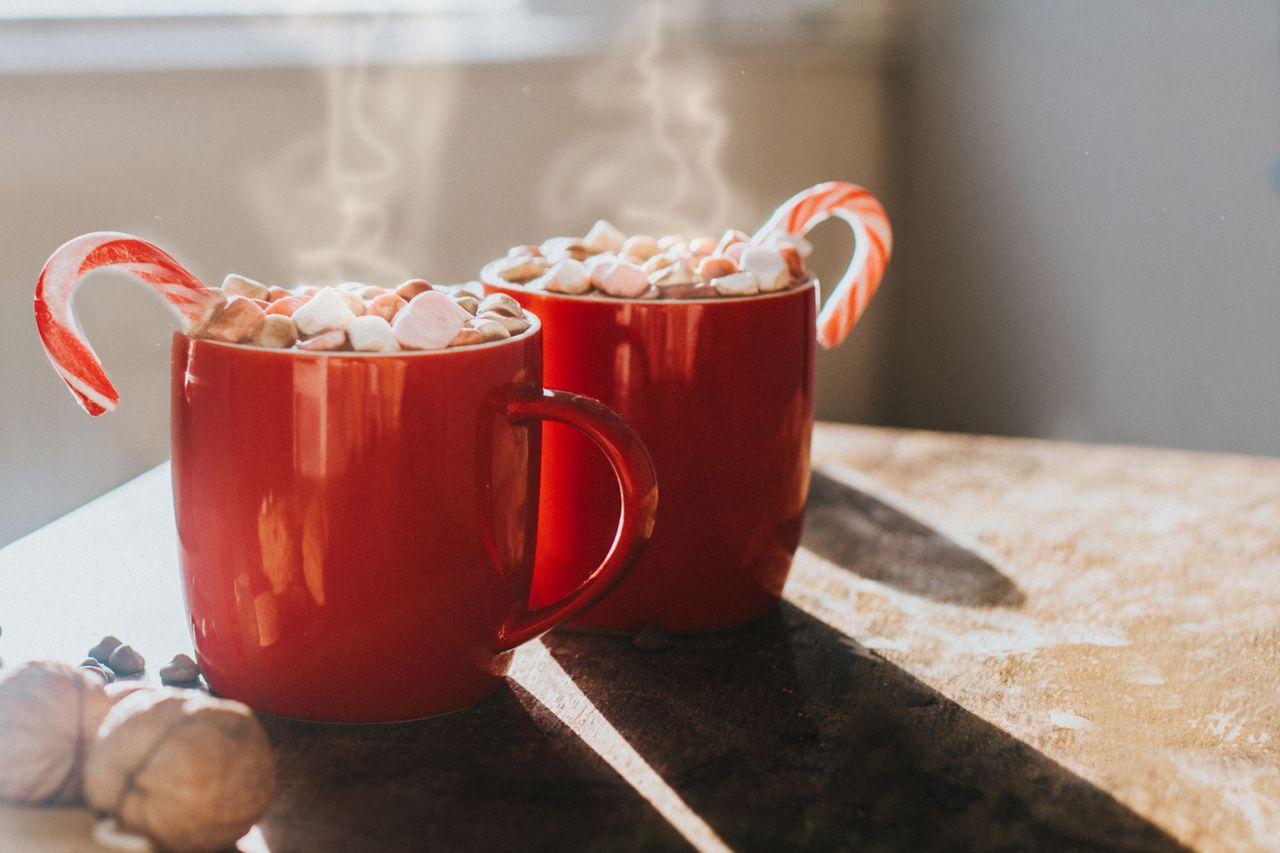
[84,689,275,853]
[0,660,112,804]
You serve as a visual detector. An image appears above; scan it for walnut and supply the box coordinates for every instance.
[0,660,113,804]
[84,688,275,853]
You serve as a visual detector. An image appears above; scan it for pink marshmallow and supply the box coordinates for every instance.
[392,291,472,350]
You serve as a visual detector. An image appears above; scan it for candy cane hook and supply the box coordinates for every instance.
[752,182,892,349]
[34,232,216,415]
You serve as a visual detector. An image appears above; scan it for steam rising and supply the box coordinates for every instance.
[246,12,455,286]
[539,0,734,237]
[248,0,732,286]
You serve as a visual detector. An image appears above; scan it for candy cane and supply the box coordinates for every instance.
[34,232,216,415]
[752,182,892,349]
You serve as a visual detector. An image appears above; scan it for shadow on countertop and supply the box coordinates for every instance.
[255,603,1187,852]
[544,605,1188,853]
[257,682,687,852]
[804,469,1025,607]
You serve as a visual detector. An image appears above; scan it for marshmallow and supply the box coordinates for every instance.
[649,258,696,288]
[348,315,398,352]
[471,318,513,341]
[657,234,684,251]
[588,258,649,298]
[536,259,590,295]
[203,296,266,343]
[620,235,661,262]
[641,254,674,275]
[710,272,760,297]
[253,314,298,349]
[696,256,739,283]
[292,287,357,337]
[451,294,480,315]
[688,237,718,256]
[454,281,486,300]
[222,274,270,301]
[583,219,627,254]
[190,290,228,336]
[394,278,433,301]
[777,245,806,281]
[478,311,532,335]
[297,330,348,352]
[449,317,511,347]
[496,256,550,284]
[663,242,691,261]
[714,229,750,255]
[393,291,471,350]
[539,237,592,263]
[761,229,814,258]
[358,286,387,300]
[267,287,293,302]
[477,293,523,318]
[339,290,366,317]
[366,293,407,323]
[507,245,542,259]
[740,247,789,292]
[337,281,367,292]
[723,242,747,265]
[448,327,487,347]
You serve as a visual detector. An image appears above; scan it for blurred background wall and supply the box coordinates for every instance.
[0,0,1277,547]
[892,1,1280,454]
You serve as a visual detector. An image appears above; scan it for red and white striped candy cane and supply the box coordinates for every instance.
[34,232,216,415]
[751,182,892,349]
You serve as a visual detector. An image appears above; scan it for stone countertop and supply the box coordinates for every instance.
[0,423,1276,851]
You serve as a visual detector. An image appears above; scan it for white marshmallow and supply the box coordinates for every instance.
[740,247,789,292]
[761,229,814,258]
[584,219,627,254]
[477,292,523,318]
[348,315,399,352]
[479,310,532,335]
[620,235,661,262]
[539,237,591,262]
[589,259,649,298]
[222,274,270,301]
[536,258,590,294]
[292,287,357,337]
[497,255,550,284]
[710,272,760,297]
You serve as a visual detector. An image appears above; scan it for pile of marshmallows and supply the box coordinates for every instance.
[192,276,532,352]
[491,219,813,300]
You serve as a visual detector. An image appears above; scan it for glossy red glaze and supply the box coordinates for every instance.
[170,326,656,722]
[483,267,817,632]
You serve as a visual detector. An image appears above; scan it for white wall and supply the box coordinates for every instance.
[0,47,898,545]
[891,1,1280,454]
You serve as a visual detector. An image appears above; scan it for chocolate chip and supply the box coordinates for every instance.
[88,636,122,665]
[105,644,145,675]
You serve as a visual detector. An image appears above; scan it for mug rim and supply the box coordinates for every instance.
[480,259,818,307]
[178,312,541,358]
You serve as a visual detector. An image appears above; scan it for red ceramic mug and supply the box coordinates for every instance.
[481,271,818,632]
[169,319,657,722]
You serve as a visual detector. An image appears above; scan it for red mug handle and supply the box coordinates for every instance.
[495,388,658,650]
